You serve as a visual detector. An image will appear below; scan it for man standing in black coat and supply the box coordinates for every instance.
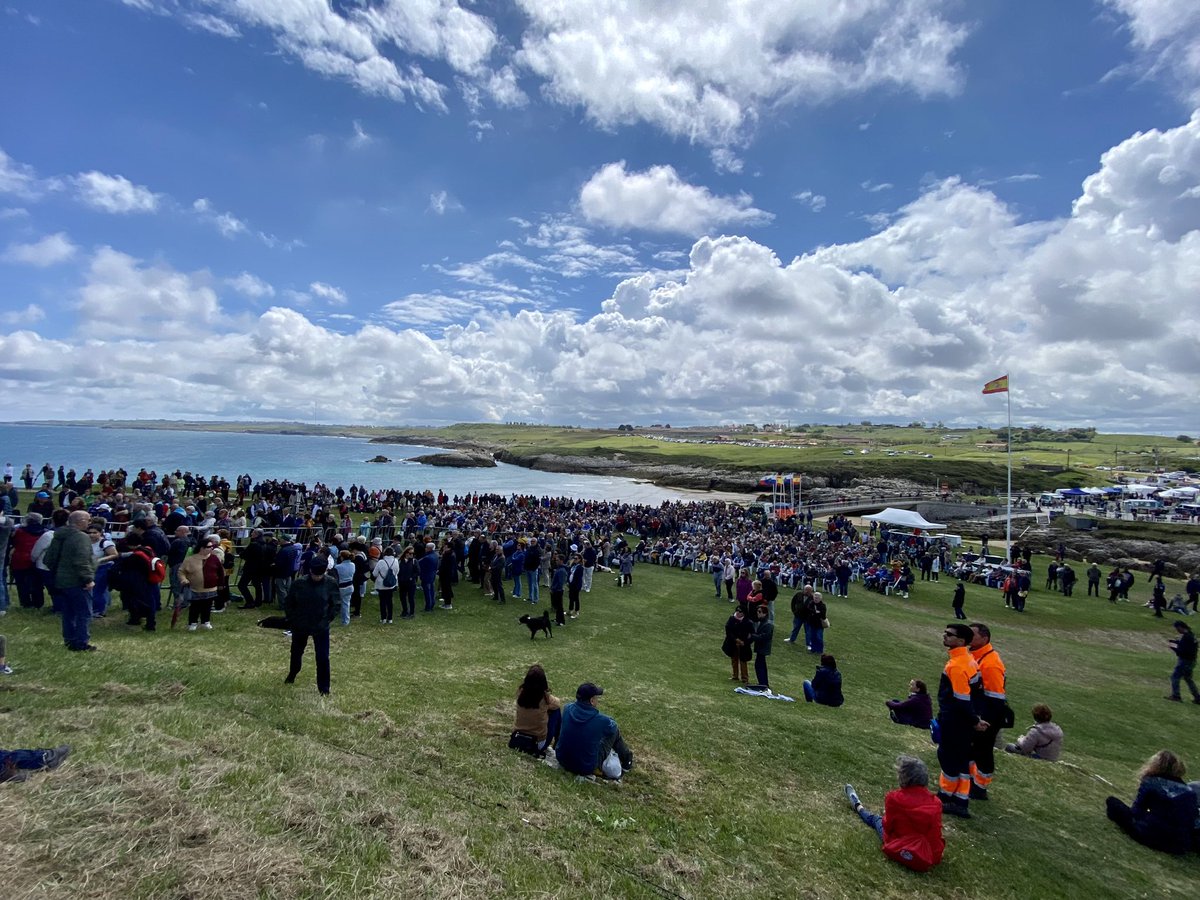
[284,559,340,696]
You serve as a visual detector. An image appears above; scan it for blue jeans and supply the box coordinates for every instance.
[511,574,522,599]
[339,586,352,625]
[809,625,825,655]
[525,571,539,603]
[1,748,53,769]
[92,561,113,616]
[713,571,723,597]
[421,579,436,611]
[60,585,92,650]
[754,654,769,687]
[540,707,563,751]
[1170,660,1199,700]
[803,680,814,702]
[789,616,803,642]
[857,806,885,841]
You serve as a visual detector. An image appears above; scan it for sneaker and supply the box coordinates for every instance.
[574,774,596,784]
[783,638,793,643]
[187,624,198,632]
[282,630,292,637]
[43,745,71,769]
[0,664,12,675]
[201,622,213,630]
[844,784,861,808]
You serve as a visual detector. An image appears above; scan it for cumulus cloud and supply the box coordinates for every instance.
[75,171,160,213]
[2,232,78,267]
[516,0,966,144]
[2,116,1198,429]
[580,162,772,235]
[710,148,744,174]
[78,246,222,338]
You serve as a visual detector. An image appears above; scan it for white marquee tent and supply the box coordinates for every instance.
[863,508,947,530]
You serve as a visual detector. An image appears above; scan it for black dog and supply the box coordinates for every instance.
[519,611,552,640]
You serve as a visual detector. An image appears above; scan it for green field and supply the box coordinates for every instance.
[4,555,1198,899]
[37,421,1200,493]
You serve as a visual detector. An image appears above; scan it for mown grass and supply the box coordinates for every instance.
[4,555,1199,899]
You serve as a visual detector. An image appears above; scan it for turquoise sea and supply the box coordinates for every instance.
[0,424,721,505]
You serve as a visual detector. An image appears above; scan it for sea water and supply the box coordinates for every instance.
[0,424,724,505]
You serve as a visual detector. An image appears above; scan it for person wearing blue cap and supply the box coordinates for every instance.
[555,683,634,780]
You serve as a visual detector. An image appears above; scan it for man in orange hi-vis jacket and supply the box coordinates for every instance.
[936,623,985,818]
[968,623,1008,801]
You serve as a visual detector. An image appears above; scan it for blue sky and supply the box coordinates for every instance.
[1,1,1198,431]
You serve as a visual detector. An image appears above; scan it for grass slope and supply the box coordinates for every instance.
[3,560,1199,899]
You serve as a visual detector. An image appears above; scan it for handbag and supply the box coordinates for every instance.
[508,731,542,756]
[821,617,830,628]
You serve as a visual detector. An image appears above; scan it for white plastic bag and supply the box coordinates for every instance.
[601,749,623,780]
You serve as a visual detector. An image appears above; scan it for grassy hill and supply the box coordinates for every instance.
[4,555,1198,898]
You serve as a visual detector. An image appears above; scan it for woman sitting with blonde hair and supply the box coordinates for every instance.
[1105,750,1198,854]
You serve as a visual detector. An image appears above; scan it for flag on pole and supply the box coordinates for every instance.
[982,374,1009,395]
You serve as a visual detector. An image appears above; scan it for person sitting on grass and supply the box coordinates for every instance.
[1,745,71,784]
[1004,704,1063,761]
[511,664,562,755]
[556,683,633,781]
[844,755,945,872]
[803,654,844,706]
[1105,750,1198,855]
[885,679,933,729]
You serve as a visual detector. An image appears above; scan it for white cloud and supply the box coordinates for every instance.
[793,191,827,212]
[428,190,462,215]
[309,281,348,305]
[78,247,222,338]
[350,119,373,147]
[74,171,160,213]
[226,271,276,299]
[0,304,46,328]
[516,0,966,145]
[2,116,1199,429]
[710,148,744,174]
[0,147,56,199]
[1,233,78,267]
[184,12,240,38]
[124,0,512,113]
[861,180,894,193]
[1108,0,1200,102]
[193,198,248,237]
[580,162,772,235]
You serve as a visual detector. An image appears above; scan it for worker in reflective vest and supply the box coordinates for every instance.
[937,623,985,819]
[969,623,1008,801]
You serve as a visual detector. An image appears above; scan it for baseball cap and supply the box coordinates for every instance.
[576,682,604,702]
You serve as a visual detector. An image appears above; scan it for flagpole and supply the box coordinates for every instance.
[1006,379,1012,559]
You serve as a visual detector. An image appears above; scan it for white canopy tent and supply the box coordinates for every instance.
[863,508,948,530]
[1158,486,1199,499]
[1121,483,1161,496]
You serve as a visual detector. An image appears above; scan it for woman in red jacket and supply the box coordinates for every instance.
[844,755,946,872]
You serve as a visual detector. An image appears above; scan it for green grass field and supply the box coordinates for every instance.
[4,557,1199,899]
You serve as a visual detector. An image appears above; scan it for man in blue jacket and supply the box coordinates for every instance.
[556,683,634,780]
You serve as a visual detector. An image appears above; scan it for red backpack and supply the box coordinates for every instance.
[136,548,168,585]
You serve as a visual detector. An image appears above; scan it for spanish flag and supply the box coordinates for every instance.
[982,374,1009,395]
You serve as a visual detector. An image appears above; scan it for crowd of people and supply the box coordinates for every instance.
[4,460,1199,867]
